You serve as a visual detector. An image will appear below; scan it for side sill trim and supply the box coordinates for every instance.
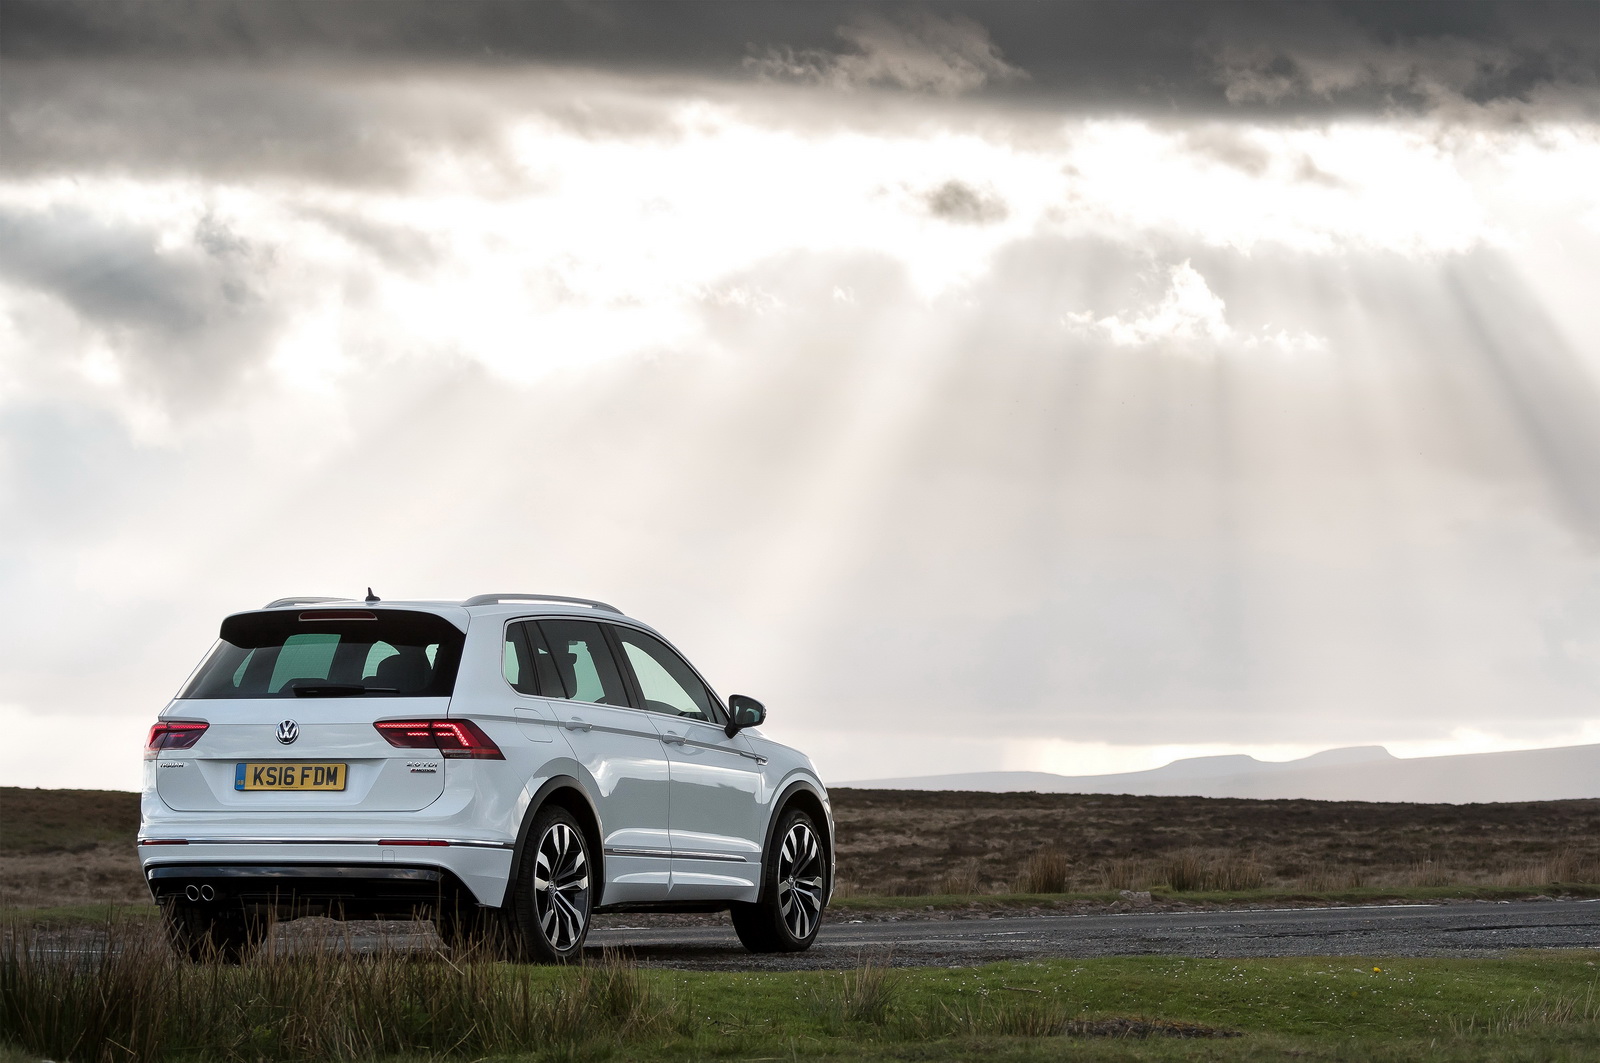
[604,846,748,863]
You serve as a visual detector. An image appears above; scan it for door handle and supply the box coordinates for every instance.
[563,718,593,732]
[661,732,687,746]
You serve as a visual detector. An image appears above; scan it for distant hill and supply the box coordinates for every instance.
[842,743,1600,803]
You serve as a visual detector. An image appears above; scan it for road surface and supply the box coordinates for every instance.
[591,899,1600,969]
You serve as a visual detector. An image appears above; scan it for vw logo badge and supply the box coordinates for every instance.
[276,719,300,745]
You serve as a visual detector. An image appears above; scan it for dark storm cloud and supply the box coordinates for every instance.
[0,62,518,185]
[0,205,281,400]
[5,1,1595,115]
[4,2,1594,186]
[0,207,212,332]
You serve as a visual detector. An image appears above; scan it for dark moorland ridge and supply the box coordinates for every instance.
[3,786,1598,905]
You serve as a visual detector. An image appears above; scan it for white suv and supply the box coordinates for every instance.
[139,593,833,962]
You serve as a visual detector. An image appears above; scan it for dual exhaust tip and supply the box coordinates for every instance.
[183,884,217,902]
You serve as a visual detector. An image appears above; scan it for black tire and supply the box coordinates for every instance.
[732,806,826,953]
[508,804,594,963]
[162,900,266,964]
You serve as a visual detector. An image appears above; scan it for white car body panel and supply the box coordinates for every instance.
[657,716,765,898]
[543,697,673,904]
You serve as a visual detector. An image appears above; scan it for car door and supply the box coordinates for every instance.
[608,624,766,900]
[530,618,672,904]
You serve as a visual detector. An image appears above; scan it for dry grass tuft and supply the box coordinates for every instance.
[1491,849,1600,888]
[1101,857,1154,892]
[939,858,983,896]
[1294,863,1370,891]
[1160,850,1265,892]
[814,961,899,1027]
[1018,848,1070,894]
[1403,861,1460,888]
[0,916,676,1063]
[1450,982,1600,1037]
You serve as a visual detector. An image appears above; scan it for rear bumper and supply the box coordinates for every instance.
[139,841,514,909]
[146,864,476,920]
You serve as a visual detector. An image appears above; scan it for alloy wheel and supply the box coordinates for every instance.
[532,821,590,951]
[776,820,824,940]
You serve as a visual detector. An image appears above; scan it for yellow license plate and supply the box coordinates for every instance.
[234,762,347,791]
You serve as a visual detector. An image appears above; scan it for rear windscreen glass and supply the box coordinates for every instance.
[178,609,464,699]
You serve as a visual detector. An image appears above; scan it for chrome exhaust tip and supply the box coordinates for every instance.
[184,885,201,902]
[199,884,215,901]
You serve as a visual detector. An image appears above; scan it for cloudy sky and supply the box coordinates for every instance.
[3,1,1599,791]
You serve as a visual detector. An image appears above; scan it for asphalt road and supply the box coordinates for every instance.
[591,899,1600,969]
[24,899,1599,969]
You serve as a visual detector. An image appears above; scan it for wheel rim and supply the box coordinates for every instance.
[776,821,824,940]
[532,821,590,952]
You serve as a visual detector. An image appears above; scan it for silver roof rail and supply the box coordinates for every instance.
[262,596,348,609]
[462,593,622,614]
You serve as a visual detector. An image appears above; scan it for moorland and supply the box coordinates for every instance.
[3,785,1598,909]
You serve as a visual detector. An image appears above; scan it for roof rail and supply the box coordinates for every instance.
[462,593,622,614]
[262,596,348,609]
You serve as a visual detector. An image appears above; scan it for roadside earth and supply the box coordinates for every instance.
[0,843,148,907]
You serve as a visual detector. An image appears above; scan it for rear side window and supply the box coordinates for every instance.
[536,619,630,706]
[503,621,564,696]
[179,609,464,699]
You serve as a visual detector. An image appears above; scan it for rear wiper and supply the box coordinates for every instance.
[290,682,399,697]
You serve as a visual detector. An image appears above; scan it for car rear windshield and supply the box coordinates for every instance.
[178,609,465,699]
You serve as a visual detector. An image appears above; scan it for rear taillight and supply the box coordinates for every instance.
[146,721,208,756]
[374,719,504,759]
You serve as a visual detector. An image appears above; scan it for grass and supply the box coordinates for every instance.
[1017,847,1069,893]
[4,916,1598,1062]
[0,904,160,928]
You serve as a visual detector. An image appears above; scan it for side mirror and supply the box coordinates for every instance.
[725,694,766,738]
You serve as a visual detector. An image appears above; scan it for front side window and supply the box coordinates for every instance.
[615,627,718,721]
[536,619,630,706]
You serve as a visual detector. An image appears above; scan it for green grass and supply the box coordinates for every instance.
[3,914,1598,1062]
[0,903,158,928]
